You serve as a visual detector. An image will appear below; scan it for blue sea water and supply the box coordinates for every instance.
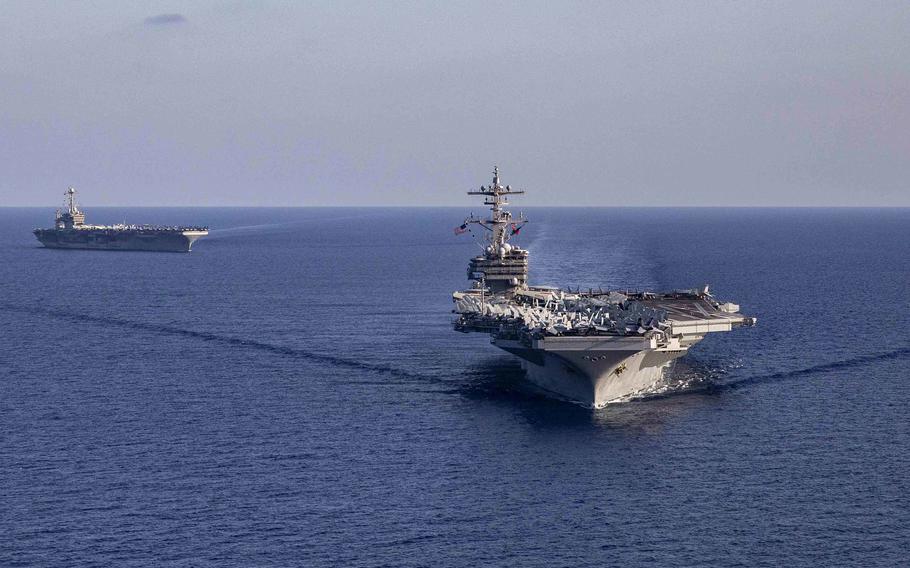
[1,206,908,567]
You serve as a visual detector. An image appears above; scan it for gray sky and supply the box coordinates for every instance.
[1,1,908,206]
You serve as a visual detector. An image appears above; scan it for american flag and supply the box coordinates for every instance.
[454,223,468,235]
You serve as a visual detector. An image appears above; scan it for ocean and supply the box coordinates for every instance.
[1,206,908,566]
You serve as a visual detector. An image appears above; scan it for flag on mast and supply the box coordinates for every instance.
[454,223,468,235]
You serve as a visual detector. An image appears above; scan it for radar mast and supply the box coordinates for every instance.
[56,187,85,228]
[460,167,529,294]
[65,187,80,215]
[465,166,526,255]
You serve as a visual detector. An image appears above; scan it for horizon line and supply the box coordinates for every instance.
[3,204,910,209]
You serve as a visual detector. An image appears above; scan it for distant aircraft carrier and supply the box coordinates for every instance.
[453,167,756,407]
[33,188,208,252]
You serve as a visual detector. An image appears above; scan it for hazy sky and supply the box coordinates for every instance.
[1,1,908,206]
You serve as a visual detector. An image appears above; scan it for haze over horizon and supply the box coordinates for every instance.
[2,1,908,207]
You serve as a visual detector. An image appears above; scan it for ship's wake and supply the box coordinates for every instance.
[626,358,739,401]
[2,303,428,383]
[208,213,395,238]
[621,345,910,404]
[723,345,910,390]
[8,302,907,408]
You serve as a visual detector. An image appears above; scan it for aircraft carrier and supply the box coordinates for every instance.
[33,188,208,252]
[453,168,756,407]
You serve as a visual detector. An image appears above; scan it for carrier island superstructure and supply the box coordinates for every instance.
[453,168,756,407]
[34,188,208,252]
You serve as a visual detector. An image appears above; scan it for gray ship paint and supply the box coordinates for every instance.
[33,188,208,252]
[453,168,755,407]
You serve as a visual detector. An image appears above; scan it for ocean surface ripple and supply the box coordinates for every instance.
[1,207,908,567]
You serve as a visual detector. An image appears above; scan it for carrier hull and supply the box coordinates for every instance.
[493,335,695,407]
[34,230,207,252]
